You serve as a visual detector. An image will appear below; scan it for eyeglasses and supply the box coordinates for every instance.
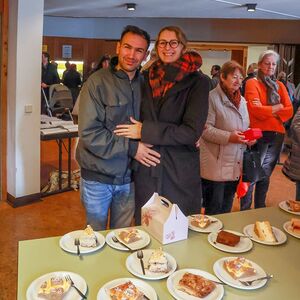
[157,40,181,49]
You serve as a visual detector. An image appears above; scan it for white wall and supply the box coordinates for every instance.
[7,0,43,198]
[247,45,269,67]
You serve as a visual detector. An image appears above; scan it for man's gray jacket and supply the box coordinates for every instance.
[76,66,141,185]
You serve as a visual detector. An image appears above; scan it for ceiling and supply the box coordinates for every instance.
[44,0,300,20]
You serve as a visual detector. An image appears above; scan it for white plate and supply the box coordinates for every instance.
[59,230,105,254]
[208,230,253,253]
[283,221,300,239]
[243,224,287,245]
[167,268,224,300]
[26,271,87,300]
[188,215,223,233]
[106,228,150,251]
[213,257,268,290]
[126,249,177,280]
[279,200,300,215]
[97,277,157,300]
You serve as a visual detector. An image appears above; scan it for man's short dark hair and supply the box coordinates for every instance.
[120,25,151,49]
[42,51,50,61]
[212,65,221,71]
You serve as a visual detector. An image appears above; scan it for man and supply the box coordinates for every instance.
[41,52,60,114]
[76,26,160,230]
[210,64,221,89]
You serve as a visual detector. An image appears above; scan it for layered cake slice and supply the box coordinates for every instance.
[109,281,144,300]
[118,228,142,244]
[177,272,216,298]
[291,218,300,234]
[38,276,70,300]
[254,221,276,243]
[148,248,169,273]
[191,215,211,229]
[216,230,240,247]
[223,257,256,279]
[79,225,97,247]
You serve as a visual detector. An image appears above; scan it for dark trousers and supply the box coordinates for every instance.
[241,132,284,210]
[202,178,239,215]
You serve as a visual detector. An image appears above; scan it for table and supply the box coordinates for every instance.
[41,130,78,196]
[18,207,300,299]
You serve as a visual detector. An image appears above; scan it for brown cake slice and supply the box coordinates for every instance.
[216,230,240,247]
[177,272,216,298]
[287,200,300,212]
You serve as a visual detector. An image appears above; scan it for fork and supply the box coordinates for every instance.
[239,274,273,286]
[74,238,81,257]
[112,235,133,251]
[137,250,146,275]
[65,274,87,299]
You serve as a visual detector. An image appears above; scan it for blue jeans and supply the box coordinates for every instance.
[80,178,135,230]
[202,179,239,215]
[241,132,284,210]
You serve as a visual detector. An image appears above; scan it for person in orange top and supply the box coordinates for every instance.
[241,50,293,210]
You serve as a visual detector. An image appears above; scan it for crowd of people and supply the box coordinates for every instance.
[43,25,300,230]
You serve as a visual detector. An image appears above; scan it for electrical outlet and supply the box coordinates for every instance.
[25,104,33,113]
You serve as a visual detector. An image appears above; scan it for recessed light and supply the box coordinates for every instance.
[126,3,136,11]
[246,3,257,12]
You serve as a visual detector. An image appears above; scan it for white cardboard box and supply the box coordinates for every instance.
[141,193,188,245]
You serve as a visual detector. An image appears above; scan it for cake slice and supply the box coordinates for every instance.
[223,257,256,279]
[177,272,216,298]
[109,281,144,300]
[191,215,211,229]
[148,248,168,273]
[287,200,300,212]
[118,228,142,244]
[216,230,240,247]
[38,276,70,300]
[79,225,97,247]
[254,221,276,242]
[291,218,300,234]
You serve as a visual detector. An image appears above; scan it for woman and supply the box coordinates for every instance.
[282,106,300,200]
[200,61,251,215]
[241,50,293,210]
[114,26,209,224]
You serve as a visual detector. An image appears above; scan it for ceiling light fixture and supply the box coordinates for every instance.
[126,3,136,11]
[246,3,257,12]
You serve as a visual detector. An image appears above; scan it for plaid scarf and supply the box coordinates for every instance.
[149,52,202,99]
[220,80,241,109]
[257,69,280,105]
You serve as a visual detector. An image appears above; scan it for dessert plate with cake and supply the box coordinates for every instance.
[283,218,300,239]
[26,271,87,300]
[279,200,300,215]
[59,225,106,254]
[188,214,223,233]
[106,228,150,251]
[97,277,157,300]
[243,221,287,245]
[213,257,268,290]
[208,230,253,253]
[167,268,224,300]
[126,248,177,280]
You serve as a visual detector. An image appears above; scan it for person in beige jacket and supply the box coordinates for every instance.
[200,61,253,215]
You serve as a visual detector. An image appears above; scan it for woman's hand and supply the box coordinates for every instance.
[114,117,142,139]
[246,139,257,147]
[272,103,284,116]
[229,130,247,144]
[135,142,161,167]
[252,98,262,106]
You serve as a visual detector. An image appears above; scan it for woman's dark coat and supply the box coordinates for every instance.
[134,71,209,224]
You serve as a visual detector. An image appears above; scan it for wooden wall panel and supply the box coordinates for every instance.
[42,36,117,78]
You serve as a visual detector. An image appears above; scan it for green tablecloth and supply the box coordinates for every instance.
[18,207,300,299]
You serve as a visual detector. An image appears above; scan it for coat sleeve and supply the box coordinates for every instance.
[78,79,138,159]
[141,75,209,146]
[201,93,231,145]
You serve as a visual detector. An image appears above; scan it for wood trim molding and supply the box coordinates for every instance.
[1,0,8,201]
[7,192,42,208]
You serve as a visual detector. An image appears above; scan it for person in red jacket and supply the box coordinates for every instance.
[241,50,293,210]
